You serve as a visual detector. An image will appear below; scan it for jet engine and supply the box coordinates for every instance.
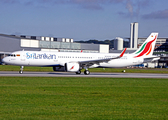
[65,63,80,72]
[53,63,80,72]
[53,66,65,72]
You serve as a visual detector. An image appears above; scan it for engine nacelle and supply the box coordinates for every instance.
[65,63,80,72]
[53,63,80,72]
[53,66,65,72]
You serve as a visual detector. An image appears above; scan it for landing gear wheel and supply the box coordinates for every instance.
[84,70,90,75]
[76,70,81,74]
[19,66,24,74]
[19,70,23,74]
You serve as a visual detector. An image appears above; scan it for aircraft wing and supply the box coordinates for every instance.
[77,48,127,66]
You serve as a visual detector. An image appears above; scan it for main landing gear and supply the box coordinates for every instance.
[19,66,24,74]
[76,70,81,74]
[76,68,90,75]
[84,67,90,75]
[84,70,90,75]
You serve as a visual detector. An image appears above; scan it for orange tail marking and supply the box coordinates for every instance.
[146,44,152,55]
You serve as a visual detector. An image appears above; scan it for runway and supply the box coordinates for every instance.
[0,71,168,78]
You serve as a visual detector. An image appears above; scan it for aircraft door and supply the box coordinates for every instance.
[21,53,26,62]
[20,53,29,65]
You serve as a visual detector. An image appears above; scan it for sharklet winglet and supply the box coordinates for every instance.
[120,48,127,57]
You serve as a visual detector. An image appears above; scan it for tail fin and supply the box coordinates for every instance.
[133,33,158,58]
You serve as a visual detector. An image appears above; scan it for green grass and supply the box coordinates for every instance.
[0,77,168,119]
[1,65,168,73]
[0,65,53,72]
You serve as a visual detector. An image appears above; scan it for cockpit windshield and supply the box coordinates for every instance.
[8,54,20,57]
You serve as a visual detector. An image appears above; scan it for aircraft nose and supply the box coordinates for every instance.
[2,58,5,63]
[2,57,9,64]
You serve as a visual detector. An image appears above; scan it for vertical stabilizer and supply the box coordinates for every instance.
[133,33,158,58]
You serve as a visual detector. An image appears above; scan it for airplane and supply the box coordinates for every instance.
[2,33,159,75]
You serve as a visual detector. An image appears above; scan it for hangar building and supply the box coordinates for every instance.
[0,34,109,63]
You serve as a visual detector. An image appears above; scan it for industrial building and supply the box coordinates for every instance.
[130,22,138,49]
[138,37,168,68]
[138,37,168,52]
[113,22,139,51]
[1,22,168,68]
[111,22,168,68]
[0,34,109,63]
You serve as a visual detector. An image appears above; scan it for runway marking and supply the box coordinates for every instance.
[0,71,168,78]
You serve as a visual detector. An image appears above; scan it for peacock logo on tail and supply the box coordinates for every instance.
[134,35,157,58]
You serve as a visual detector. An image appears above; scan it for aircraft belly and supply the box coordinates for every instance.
[27,59,59,66]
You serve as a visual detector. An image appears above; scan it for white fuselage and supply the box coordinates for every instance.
[2,51,144,68]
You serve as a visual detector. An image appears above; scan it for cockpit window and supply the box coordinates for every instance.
[8,54,17,57]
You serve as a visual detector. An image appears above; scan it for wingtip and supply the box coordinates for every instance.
[120,48,127,57]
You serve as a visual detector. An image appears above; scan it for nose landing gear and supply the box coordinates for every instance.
[19,66,24,74]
